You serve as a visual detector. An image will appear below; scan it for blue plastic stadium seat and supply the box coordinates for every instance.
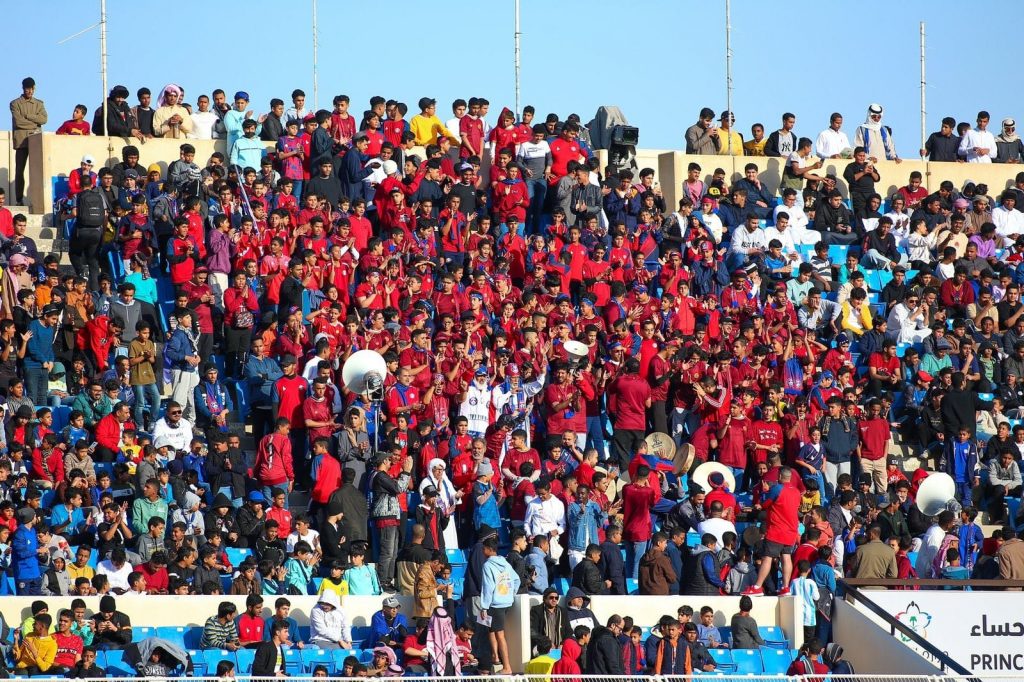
[51,405,71,433]
[625,578,639,595]
[202,650,234,675]
[731,648,764,674]
[351,626,372,648]
[282,648,303,675]
[828,244,849,263]
[309,577,324,594]
[717,626,732,645]
[709,648,733,664]
[187,650,205,676]
[332,649,353,674]
[686,531,701,547]
[300,648,333,674]
[132,625,156,642]
[554,577,570,595]
[354,649,374,665]
[445,548,466,565]
[758,625,787,645]
[155,626,187,650]
[224,547,252,566]
[234,648,256,675]
[104,649,133,677]
[760,646,794,674]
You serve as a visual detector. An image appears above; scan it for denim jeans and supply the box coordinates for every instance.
[627,539,649,580]
[16,576,42,596]
[25,366,48,406]
[526,179,547,235]
[133,382,161,430]
[377,525,399,586]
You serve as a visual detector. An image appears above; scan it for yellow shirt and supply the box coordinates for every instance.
[14,634,57,671]
[744,139,767,156]
[67,563,95,582]
[525,654,556,681]
[317,576,348,598]
[410,114,458,146]
[717,129,745,155]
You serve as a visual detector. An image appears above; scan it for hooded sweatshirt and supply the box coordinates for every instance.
[638,546,677,595]
[480,554,520,610]
[309,591,351,646]
[565,586,597,631]
[551,637,582,682]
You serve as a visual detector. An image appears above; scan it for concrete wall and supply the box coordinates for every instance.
[832,598,942,675]
[18,132,1024,218]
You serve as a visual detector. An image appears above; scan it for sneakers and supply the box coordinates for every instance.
[742,585,764,596]
[776,586,790,596]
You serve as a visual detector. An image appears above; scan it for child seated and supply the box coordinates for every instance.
[941,547,970,588]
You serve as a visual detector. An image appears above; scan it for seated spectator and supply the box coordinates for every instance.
[91,595,131,650]
[309,590,352,650]
[201,601,242,651]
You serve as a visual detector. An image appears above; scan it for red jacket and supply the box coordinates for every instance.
[763,484,801,546]
[254,432,294,486]
[31,447,65,484]
[76,316,118,373]
[493,179,529,223]
[95,413,131,451]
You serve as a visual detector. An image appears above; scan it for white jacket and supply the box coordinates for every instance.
[309,591,352,645]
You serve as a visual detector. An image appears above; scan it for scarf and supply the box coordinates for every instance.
[157,84,183,108]
[425,610,461,677]
[861,106,883,132]
[999,122,1020,143]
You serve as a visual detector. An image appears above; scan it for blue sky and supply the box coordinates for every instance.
[4,0,1018,156]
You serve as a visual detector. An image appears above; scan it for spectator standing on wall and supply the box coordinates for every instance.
[10,77,47,205]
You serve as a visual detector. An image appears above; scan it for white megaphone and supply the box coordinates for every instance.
[915,472,958,517]
[342,350,388,398]
[563,340,589,371]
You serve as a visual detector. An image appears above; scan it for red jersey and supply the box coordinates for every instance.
[273,375,309,429]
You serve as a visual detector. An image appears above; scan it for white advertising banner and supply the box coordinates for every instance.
[863,592,1024,676]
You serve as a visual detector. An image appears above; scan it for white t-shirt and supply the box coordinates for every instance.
[189,111,219,140]
[697,517,737,547]
[287,528,321,554]
[815,128,851,158]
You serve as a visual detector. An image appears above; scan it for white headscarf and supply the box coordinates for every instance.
[420,458,457,512]
[862,103,884,131]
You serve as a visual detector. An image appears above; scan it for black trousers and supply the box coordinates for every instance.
[70,226,103,291]
[14,147,28,203]
[612,428,646,472]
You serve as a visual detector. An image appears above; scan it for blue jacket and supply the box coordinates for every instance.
[733,179,775,219]
[11,525,40,579]
[338,150,374,204]
[943,439,979,484]
[370,610,408,647]
[244,355,283,407]
[480,555,521,610]
[690,259,730,298]
[472,481,501,531]
[24,319,55,368]
[230,135,265,173]
[165,328,198,373]
[525,546,549,595]
[603,191,642,232]
[665,541,684,594]
[566,500,606,552]
[194,380,235,425]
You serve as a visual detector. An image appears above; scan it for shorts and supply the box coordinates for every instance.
[763,539,795,559]
[488,606,508,632]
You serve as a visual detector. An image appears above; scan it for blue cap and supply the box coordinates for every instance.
[475,366,489,376]
[247,491,266,503]
[234,91,249,101]
[821,371,835,380]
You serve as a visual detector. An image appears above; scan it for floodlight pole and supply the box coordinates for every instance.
[725,0,733,154]
[514,0,521,117]
[101,0,108,140]
[920,21,926,158]
[313,0,319,110]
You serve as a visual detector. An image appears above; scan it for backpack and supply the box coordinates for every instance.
[76,189,106,227]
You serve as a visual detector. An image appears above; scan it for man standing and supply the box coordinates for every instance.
[744,467,800,595]
[858,399,891,494]
[10,77,47,205]
[685,108,720,155]
[852,525,898,585]
[815,113,851,159]
[608,358,651,472]
[854,104,900,163]
[765,113,797,157]
[960,111,998,163]
[921,117,960,161]
[12,507,42,595]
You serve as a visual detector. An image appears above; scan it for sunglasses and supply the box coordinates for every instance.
[168,411,183,416]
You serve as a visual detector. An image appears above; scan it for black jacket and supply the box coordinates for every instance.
[330,483,368,543]
[529,603,571,647]
[940,388,985,438]
[584,625,625,675]
[599,540,627,595]
[507,549,531,594]
[252,641,285,676]
[92,99,137,137]
[571,557,606,595]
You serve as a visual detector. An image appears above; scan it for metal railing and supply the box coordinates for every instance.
[839,579,977,676]
[4,671,1019,675]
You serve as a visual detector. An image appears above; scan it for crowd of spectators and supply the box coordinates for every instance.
[8,75,1024,675]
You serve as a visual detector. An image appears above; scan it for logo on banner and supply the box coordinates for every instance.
[894,601,932,643]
